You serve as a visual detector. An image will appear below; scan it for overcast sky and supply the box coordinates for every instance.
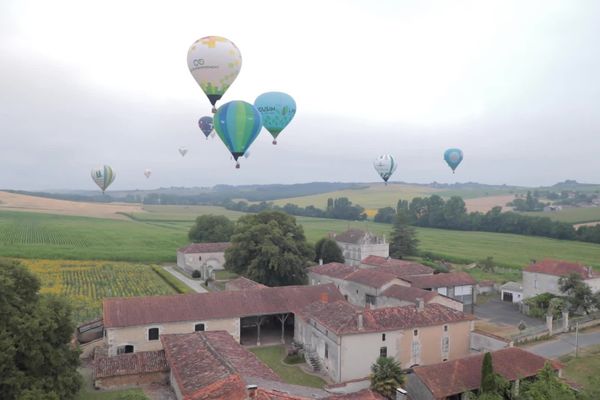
[1,0,600,191]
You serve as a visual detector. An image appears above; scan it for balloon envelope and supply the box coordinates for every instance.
[187,36,242,107]
[198,116,213,138]
[91,165,115,193]
[373,155,397,183]
[254,92,296,144]
[144,169,152,178]
[179,147,188,157]
[444,148,463,172]
[214,100,262,163]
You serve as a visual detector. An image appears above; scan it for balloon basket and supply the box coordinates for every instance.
[235,162,240,169]
[212,107,217,114]
[272,140,277,145]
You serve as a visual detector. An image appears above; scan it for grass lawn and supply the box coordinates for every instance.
[214,269,239,280]
[249,345,326,388]
[561,344,600,392]
[76,388,148,400]
[522,207,600,224]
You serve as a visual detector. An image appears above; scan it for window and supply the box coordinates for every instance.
[382,333,386,342]
[442,337,449,354]
[344,295,348,301]
[194,323,205,332]
[117,345,134,354]
[437,287,448,296]
[444,325,448,332]
[366,294,377,306]
[325,343,329,359]
[380,346,387,358]
[455,285,473,296]
[413,329,418,337]
[148,327,159,341]
[411,341,421,360]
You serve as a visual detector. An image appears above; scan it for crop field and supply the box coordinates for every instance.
[22,259,177,323]
[522,207,600,224]
[127,204,247,221]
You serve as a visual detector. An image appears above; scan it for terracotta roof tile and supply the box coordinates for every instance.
[300,301,475,335]
[326,390,386,400]
[524,259,596,279]
[404,272,476,288]
[309,263,358,279]
[94,350,168,379]
[254,388,385,400]
[177,242,230,254]
[344,269,399,288]
[103,284,344,328]
[380,285,438,303]
[412,347,560,398]
[361,256,434,276]
[188,374,247,400]
[225,276,267,291]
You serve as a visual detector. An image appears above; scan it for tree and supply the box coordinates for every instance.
[370,357,404,399]
[480,352,508,397]
[478,256,496,273]
[519,362,576,400]
[389,212,419,259]
[188,214,234,243]
[314,238,344,264]
[0,260,81,399]
[559,273,595,314]
[374,207,396,224]
[224,211,315,286]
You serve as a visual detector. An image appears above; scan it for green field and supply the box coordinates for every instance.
[249,345,326,388]
[522,207,600,224]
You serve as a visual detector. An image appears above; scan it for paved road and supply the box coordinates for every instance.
[525,329,600,358]
[475,298,543,327]
[163,266,208,293]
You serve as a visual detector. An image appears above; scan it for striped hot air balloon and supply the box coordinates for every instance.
[373,155,397,185]
[91,165,116,193]
[213,100,262,168]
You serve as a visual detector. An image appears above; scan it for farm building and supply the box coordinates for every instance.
[331,229,389,266]
[522,259,600,299]
[175,242,230,279]
[401,272,477,313]
[500,281,523,303]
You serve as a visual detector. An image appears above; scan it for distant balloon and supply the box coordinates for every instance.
[91,165,115,193]
[144,169,152,178]
[187,36,242,112]
[373,155,397,184]
[243,151,250,159]
[444,148,464,173]
[179,147,188,157]
[213,100,262,168]
[198,116,214,139]
[254,92,296,144]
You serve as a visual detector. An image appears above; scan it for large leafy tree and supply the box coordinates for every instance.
[389,211,419,259]
[519,362,576,400]
[0,260,81,399]
[559,273,596,314]
[370,357,404,399]
[224,211,314,286]
[314,238,345,264]
[188,214,235,243]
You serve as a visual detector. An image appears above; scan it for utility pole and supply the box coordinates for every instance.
[575,322,579,358]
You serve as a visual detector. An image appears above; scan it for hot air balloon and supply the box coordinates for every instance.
[91,165,115,193]
[213,100,262,168]
[373,155,397,185]
[444,148,463,173]
[254,92,296,144]
[198,116,213,139]
[187,36,242,112]
[179,147,188,157]
[144,169,152,178]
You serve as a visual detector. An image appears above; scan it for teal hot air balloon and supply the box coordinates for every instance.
[444,148,464,173]
[254,92,296,144]
[214,100,262,168]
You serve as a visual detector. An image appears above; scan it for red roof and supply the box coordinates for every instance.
[177,242,230,254]
[225,276,267,291]
[405,272,476,289]
[103,284,344,328]
[524,259,596,279]
[254,388,385,400]
[361,256,434,276]
[309,262,358,279]
[94,350,168,379]
[344,268,399,288]
[380,284,438,303]
[412,348,561,399]
[161,331,280,399]
[300,301,474,335]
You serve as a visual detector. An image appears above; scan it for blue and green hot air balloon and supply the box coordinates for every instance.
[214,100,263,168]
[444,148,464,173]
[254,91,296,144]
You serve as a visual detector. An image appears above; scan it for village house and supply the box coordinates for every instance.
[377,285,463,311]
[294,300,475,383]
[175,242,230,279]
[332,229,389,266]
[402,272,477,313]
[102,283,344,356]
[500,281,524,303]
[522,259,600,299]
[405,347,562,400]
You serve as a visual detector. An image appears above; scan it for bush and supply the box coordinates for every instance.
[192,270,201,279]
[284,354,305,364]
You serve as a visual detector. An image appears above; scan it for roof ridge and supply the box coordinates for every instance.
[198,332,237,375]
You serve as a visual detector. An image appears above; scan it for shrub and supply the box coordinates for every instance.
[192,270,201,279]
[284,354,304,364]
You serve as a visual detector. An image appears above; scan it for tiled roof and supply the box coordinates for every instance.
[225,276,267,291]
[94,350,168,379]
[380,284,438,303]
[326,390,386,400]
[161,331,280,399]
[344,269,399,288]
[361,256,434,276]
[524,259,596,279]
[253,388,385,400]
[404,272,476,288]
[177,242,230,254]
[412,347,561,399]
[188,374,247,400]
[309,262,358,279]
[104,283,344,328]
[333,229,383,244]
[300,301,475,335]
[500,281,523,292]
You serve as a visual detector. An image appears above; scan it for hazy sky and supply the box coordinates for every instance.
[2,0,600,191]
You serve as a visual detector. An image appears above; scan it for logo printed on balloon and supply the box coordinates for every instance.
[254,92,296,144]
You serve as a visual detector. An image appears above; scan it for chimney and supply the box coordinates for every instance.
[395,387,408,400]
[416,298,424,311]
[357,313,364,330]
[320,293,329,303]
[319,258,324,266]
[246,384,258,398]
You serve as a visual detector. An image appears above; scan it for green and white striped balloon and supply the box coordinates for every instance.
[373,155,397,184]
[91,165,116,193]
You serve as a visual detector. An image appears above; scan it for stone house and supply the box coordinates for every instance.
[403,272,477,313]
[294,300,475,383]
[406,347,562,400]
[176,242,230,279]
[522,259,600,299]
[332,229,389,266]
[378,285,464,312]
[500,281,524,303]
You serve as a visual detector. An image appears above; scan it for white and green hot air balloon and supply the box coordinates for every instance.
[373,155,397,185]
[91,165,116,193]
